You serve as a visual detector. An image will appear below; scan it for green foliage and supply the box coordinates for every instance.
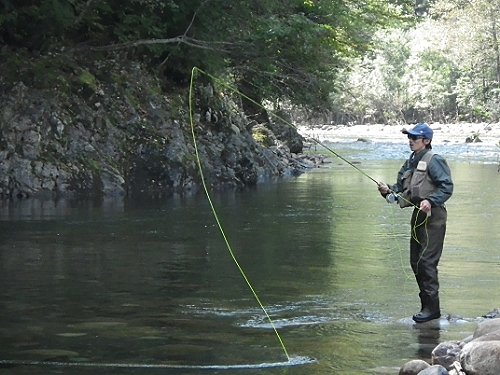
[4,0,495,124]
[0,0,416,112]
[329,0,499,124]
[0,0,76,50]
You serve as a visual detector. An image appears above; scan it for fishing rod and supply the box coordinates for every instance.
[302,127,424,212]
[308,137,420,208]
[309,138,381,185]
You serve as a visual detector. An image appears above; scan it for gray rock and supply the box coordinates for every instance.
[49,114,65,138]
[10,157,36,195]
[418,364,448,375]
[471,328,500,342]
[21,129,41,159]
[356,137,370,143]
[460,340,500,375]
[101,166,125,196]
[432,341,461,369]
[1,60,320,200]
[483,308,500,319]
[472,318,500,339]
[399,359,430,375]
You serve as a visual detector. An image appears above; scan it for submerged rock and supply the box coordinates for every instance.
[418,365,448,375]
[472,317,500,339]
[399,359,430,374]
[483,308,500,319]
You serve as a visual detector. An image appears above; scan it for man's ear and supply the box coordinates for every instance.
[424,139,431,146]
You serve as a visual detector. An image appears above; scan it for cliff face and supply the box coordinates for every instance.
[0,55,307,200]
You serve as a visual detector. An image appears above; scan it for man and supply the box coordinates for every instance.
[377,123,453,323]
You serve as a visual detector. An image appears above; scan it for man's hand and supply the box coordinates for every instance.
[420,199,432,215]
[378,182,389,196]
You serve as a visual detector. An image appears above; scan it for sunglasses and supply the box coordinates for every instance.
[408,135,424,140]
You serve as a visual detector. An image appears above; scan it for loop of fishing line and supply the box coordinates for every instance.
[411,210,431,272]
[187,66,430,355]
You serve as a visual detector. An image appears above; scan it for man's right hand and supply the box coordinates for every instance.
[377,182,389,195]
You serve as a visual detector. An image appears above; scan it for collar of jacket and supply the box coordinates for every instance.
[410,149,431,167]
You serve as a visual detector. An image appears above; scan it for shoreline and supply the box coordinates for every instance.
[297,122,500,146]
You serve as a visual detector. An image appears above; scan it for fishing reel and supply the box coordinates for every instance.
[385,192,399,204]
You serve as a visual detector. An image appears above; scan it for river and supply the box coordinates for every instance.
[1,140,499,374]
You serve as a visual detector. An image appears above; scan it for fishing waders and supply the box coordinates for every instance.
[413,293,440,323]
[410,207,447,323]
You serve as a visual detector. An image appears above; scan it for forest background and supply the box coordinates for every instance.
[2,0,498,124]
[0,0,499,198]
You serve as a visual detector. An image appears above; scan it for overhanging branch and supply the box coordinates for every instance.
[70,36,232,53]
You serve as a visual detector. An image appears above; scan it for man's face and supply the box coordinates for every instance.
[407,135,429,152]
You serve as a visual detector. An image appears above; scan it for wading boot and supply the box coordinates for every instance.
[412,292,426,319]
[413,295,440,323]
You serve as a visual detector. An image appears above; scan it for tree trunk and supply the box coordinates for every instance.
[491,9,500,89]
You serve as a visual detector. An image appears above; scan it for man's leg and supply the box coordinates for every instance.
[410,207,447,322]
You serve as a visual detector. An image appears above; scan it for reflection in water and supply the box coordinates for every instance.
[413,322,441,361]
[0,197,126,221]
[1,142,499,374]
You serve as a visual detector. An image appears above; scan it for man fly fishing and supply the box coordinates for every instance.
[377,123,453,323]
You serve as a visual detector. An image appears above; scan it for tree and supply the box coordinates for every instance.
[327,0,499,124]
[1,0,416,113]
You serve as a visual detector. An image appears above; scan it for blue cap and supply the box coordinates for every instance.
[402,123,433,139]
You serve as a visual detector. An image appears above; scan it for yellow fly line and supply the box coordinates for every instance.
[187,65,430,359]
[188,67,290,360]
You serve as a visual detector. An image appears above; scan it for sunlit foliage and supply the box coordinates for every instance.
[330,0,499,124]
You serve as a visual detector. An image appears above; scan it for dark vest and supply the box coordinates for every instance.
[398,151,435,208]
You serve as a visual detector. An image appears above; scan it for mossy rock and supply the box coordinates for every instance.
[252,125,275,147]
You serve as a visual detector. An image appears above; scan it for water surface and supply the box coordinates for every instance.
[1,140,499,375]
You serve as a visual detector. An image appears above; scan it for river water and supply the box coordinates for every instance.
[1,140,499,375]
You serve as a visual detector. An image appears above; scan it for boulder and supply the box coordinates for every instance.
[460,340,500,375]
[471,328,500,342]
[472,317,500,339]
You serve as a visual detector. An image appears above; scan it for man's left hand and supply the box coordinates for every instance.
[420,199,432,214]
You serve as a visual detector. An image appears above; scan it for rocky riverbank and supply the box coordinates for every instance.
[398,310,500,375]
[0,57,322,201]
[2,52,496,202]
